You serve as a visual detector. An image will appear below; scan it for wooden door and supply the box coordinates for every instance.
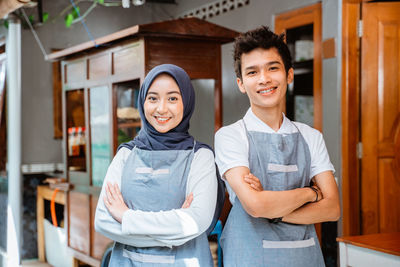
[361,2,400,234]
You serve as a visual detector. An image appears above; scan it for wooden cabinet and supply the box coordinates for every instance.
[275,3,322,131]
[49,18,238,266]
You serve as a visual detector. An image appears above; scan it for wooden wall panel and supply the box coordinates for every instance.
[69,191,90,255]
[88,53,110,80]
[90,196,111,260]
[145,38,219,79]
[113,40,144,77]
[378,160,400,233]
[341,2,361,236]
[65,60,86,84]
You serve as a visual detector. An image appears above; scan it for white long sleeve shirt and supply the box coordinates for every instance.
[94,147,217,248]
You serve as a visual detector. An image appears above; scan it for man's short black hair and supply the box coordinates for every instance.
[234,26,292,80]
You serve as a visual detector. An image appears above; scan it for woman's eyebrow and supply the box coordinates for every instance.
[167,91,181,95]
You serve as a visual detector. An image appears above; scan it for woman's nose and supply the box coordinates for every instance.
[156,100,167,113]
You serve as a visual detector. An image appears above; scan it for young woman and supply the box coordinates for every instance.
[95,64,221,266]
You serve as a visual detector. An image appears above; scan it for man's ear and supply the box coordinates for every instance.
[237,77,246,94]
[287,68,294,84]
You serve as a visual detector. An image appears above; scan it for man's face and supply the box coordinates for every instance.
[237,47,293,113]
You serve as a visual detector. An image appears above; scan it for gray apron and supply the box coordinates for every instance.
[221,120,325,267]
[109,144,213,267]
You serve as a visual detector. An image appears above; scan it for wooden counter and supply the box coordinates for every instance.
[337,233,400,267]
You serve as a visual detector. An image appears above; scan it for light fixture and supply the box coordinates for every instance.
[132,0,145,6]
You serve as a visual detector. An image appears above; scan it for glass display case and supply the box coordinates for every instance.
[66,89,86,172]
[90,85,112,187]
[285,24,314,127]
[113,79,141,151]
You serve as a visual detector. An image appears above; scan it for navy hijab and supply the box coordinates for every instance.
[120,64,210,152]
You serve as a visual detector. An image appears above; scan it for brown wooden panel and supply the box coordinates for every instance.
[91,195,111,260]
[65,60,86,84]
[337,232,400,257]
[341,2,361,236]
[379,22,399,141]
[145,38,219,79]
[69,191,90,254]
[113,40,144,77]
[378,159,400,233]
[53,60,62,139]
[322,38,336,59]
[88,53,110,80]
[361,2,400,234]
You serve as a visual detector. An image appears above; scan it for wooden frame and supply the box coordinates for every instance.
[341,0,361,236]
[275,2,322,132]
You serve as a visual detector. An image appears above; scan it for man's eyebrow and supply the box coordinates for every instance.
[244,61,282,71]
[266,61,282,66]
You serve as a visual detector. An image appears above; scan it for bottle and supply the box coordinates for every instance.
[71,127,79,157]
[68,128,74,156]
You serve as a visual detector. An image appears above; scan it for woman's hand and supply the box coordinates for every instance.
[181,193,193,209]
[244,173,263,191]
[103,182,129,223]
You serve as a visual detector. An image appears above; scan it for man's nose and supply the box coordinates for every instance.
[258,69,271,84]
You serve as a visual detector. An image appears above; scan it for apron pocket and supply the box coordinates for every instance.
[262,237,315,248]
[122,249,175,264]
[267,163,298,172]
[135,167,170,175]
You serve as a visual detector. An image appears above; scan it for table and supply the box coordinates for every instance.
[337,232,400,267]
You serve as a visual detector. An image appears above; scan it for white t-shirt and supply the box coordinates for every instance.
[95,147,217,248]
[215,108,335,204]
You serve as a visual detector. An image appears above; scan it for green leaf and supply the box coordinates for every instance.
[42,12,49,23]
[72,6,80,18]
[98,0,104,4]
[3,20,8,29]
[65,13,73,28]
[28,15,35,24]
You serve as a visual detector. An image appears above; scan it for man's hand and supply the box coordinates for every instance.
[244,173,263,191]
[309,184,323,202]
[104,182,129,223]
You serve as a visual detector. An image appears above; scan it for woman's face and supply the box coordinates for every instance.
[144,74,184,133]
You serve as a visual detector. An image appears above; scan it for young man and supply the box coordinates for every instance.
[215,26,340,267]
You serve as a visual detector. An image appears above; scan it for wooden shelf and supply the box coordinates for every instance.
[293,59,313,69]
